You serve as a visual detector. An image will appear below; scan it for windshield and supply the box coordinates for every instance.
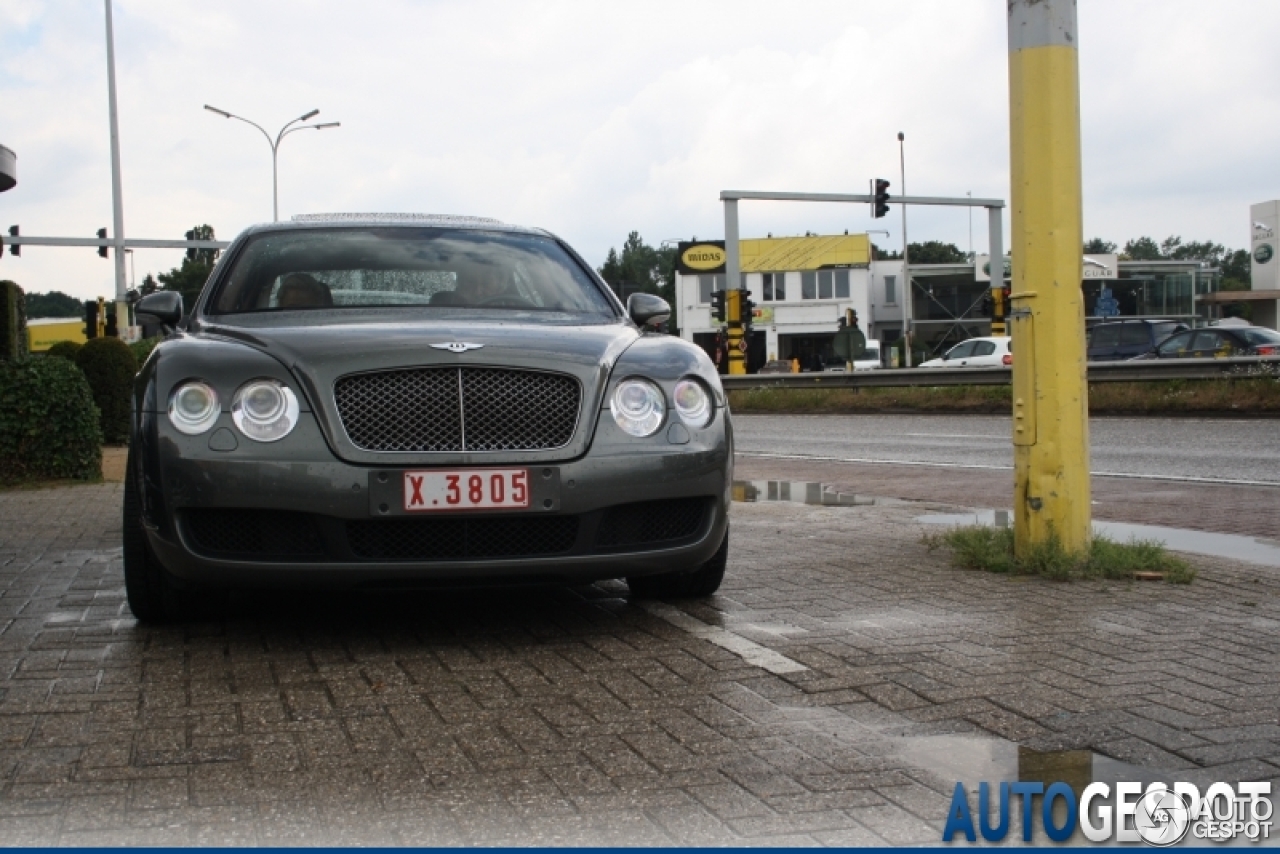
[1239,327,1280,346]
[208,227,616,320]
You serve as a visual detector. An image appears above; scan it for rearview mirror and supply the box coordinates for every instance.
[627,293,671,329]
[135,290,183,329]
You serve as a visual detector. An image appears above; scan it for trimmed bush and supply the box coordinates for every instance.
[0,280,27,362]
[129,337,159,365]
[75,337,138,444]
[0,357,102,483]
[45,339,84,361]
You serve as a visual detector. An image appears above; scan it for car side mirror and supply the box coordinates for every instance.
[135,291,183,330]
[627,293,671,329]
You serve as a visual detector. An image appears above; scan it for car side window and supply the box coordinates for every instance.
[1156,331,1193,356]
[972,341,996,356]
[1090,325,1121,349]
[1190,331,1223,354]
[1120,325,1150,346]
[946,342,976,360]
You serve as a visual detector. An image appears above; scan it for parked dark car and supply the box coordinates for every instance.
[126,215,732,622]
[1139,325,1280,359]
[1086,319,1188,362]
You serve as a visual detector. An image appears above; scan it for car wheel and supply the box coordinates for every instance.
[627,528,728,599]
[123,451,194,623]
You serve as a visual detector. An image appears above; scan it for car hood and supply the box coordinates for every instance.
[919,358,945,368]
[199,315,639,466]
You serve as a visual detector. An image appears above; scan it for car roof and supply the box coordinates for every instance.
[236,213,553,239]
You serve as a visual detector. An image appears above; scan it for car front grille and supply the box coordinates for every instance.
[184,509,325,559]
[595,497,709,548]
[181,497,713,564]
[346,516,579,561]
[333,367,580,453]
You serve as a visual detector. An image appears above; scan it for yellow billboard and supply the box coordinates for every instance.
[27,318,86,352]
[739,233,870,273]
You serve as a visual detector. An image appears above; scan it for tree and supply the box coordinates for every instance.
[139,274,159,297]
[154,224,220,311]
[870,242,966,263]
[1221,248,1251,291]
[904,241,968,264]
[1167,239,1226,267]
[1083,238,1117,254]
[1121,236,1163,261]
[598,231,677,327]
[24,290,83,318]
[872,243,900,260]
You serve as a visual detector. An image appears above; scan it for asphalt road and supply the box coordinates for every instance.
[731,413,1280,486]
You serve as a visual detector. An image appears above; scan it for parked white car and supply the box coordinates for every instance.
[920,336,1011,368]
[823,340,883,372]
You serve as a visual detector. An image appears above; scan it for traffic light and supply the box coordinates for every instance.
[104,306,119,338]
[739,294,757,326]
[872,179,891,219]
[7,225,18,256]
[710,289,727,322]
[97,228,108,258]
[981,292,994,315]
[83,300,99,339]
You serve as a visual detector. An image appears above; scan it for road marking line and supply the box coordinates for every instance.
[737,451,1280,488]
[638,602,808,675]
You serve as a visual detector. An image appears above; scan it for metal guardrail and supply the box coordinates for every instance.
[720,356,1280,390]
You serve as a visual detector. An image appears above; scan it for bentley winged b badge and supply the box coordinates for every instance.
[430,342,485,353]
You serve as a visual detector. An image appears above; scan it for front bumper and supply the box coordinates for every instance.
[141,411,731,589]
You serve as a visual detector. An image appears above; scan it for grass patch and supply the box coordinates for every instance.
[728,377,1280,415]
[923,525,1196,583]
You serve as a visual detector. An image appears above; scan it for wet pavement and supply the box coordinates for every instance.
[734,414,1280,486]
[1,463,1278,845]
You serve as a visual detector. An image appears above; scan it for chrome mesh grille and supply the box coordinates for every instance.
[334,367,579,453]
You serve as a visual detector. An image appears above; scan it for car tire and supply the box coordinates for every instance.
[627,528,728,599]
[123,451,194,624]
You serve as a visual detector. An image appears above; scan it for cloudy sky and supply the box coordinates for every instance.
[1,0,1277,302]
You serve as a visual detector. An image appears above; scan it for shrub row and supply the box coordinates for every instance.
[0,357,102,483]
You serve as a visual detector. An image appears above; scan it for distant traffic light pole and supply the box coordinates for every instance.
[203,105,340,222]
[1008,0,1091,555]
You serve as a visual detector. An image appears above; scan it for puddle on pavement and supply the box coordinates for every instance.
[916,509,1280,568]
[732,479,901,507]
[788,709,1279,845]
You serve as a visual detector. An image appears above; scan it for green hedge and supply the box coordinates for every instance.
[129,337,159,365]
[45,339,83,361]
[75,337,138,444]
[0,281,27,363]
[0,357,102,483]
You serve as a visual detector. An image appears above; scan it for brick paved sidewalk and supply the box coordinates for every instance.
[1,483,1277,845]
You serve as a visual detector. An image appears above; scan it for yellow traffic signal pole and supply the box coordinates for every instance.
[722,199,747,375]
[1008,0,1091,554]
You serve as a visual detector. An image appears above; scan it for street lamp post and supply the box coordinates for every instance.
[203,105,340,221]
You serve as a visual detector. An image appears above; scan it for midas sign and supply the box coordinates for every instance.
[681,244,726,271]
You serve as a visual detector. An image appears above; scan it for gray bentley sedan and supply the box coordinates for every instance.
[126,214,731,622]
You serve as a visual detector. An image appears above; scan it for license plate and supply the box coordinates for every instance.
[403,468,530,512]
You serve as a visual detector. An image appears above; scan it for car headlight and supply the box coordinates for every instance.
[611,378,665,437]
[168,381,220,435]
[231,379,299,442]
[673,378,713,428]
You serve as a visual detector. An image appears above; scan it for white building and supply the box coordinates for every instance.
[675,233,902,371]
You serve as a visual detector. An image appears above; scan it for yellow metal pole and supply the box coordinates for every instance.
[726,289,745,375]
[1008,0,1091,554]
